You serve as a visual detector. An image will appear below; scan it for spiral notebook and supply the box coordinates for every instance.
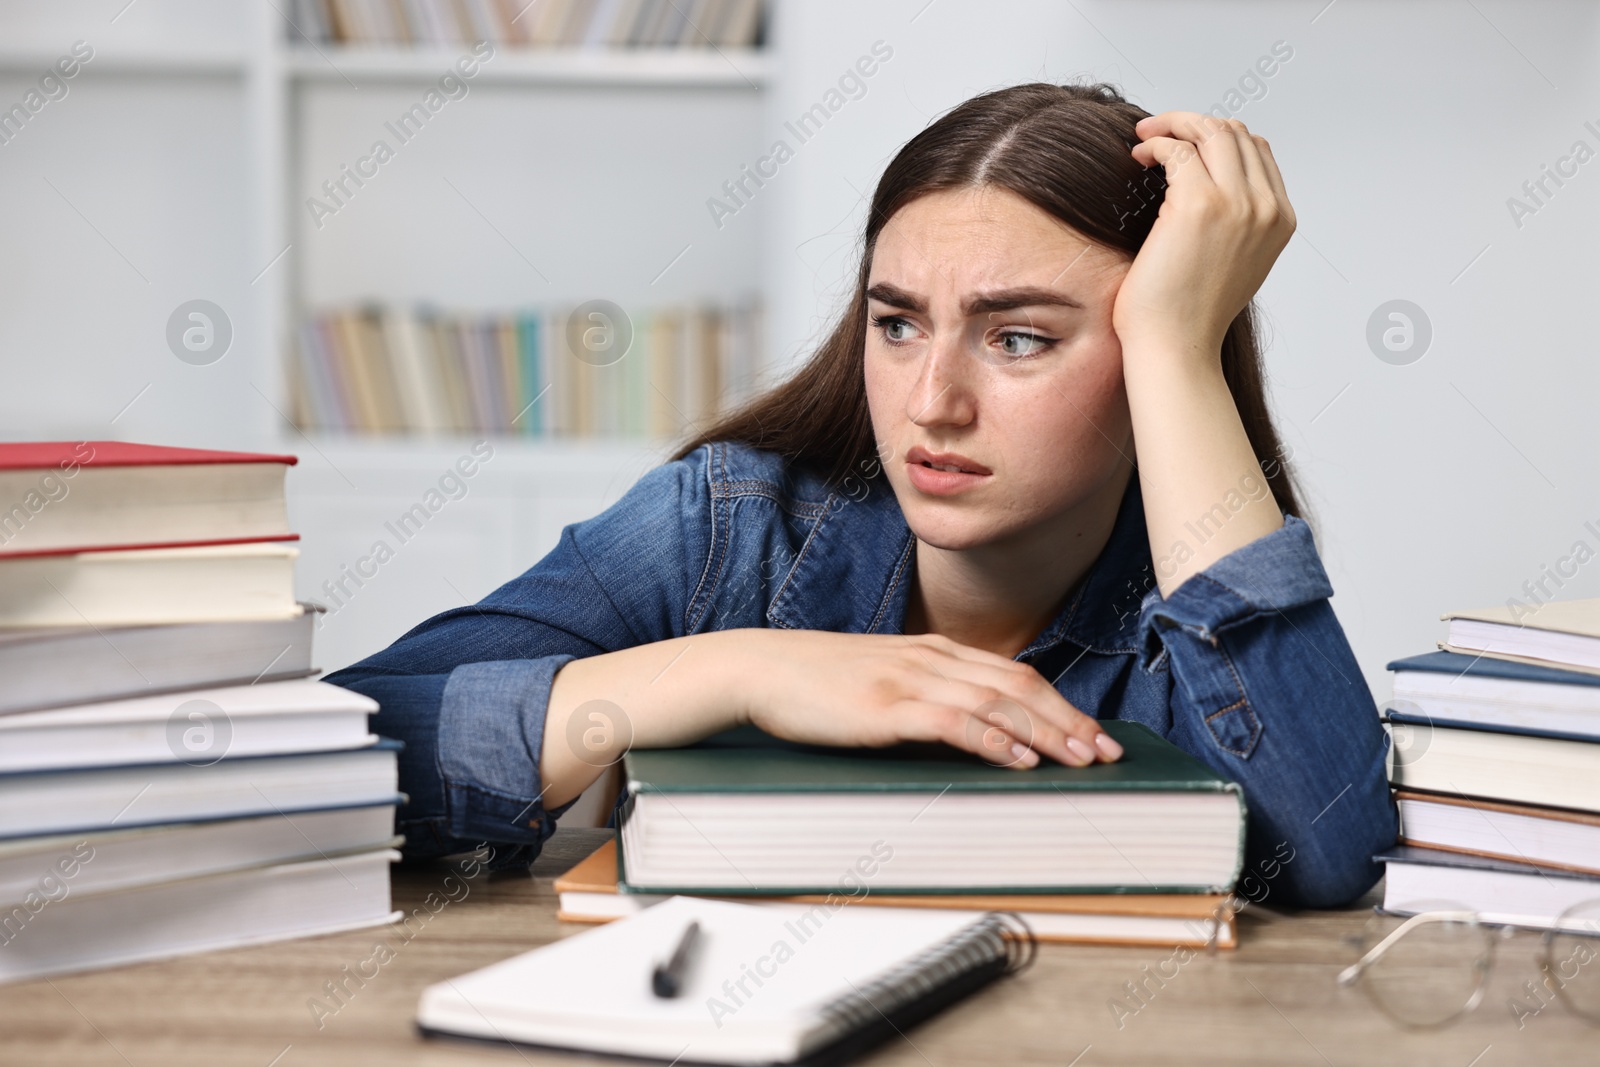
[416,894,1033,1066]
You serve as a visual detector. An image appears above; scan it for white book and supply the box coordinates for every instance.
[382,306,449,434]
[417,894,1023,1065]
[0,743,399,838]
[1386,721,1600,811]
[0,542,300,628]
[0,607,315,716]
[583,0,626,46]
[1442,599,1600,675]
[0,848,399,984]
[0,803,401,904]
[1391,665,1600,739]
[1380,846,1600,932]
[1395,791,1600,876]
[0,678,376,774]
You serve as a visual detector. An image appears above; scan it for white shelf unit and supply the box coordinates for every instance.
[0,2,768,677]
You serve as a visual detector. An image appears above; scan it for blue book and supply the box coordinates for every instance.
[1387,650,1600,687]
[1386,650,1600,743]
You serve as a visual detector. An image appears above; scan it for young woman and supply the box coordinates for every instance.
[327,83,1397,909]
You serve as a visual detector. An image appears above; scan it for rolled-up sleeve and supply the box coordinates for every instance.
[1137,516,1398,908]
[325,447,712,866]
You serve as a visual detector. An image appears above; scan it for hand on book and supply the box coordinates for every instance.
[740,629,1123,767]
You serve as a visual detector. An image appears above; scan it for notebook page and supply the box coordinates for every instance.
[417,894,991,1064]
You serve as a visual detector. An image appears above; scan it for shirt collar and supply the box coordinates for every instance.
[765,470,1153,659]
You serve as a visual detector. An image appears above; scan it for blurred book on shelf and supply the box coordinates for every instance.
[292,0,765,49]
[290,300,764,438]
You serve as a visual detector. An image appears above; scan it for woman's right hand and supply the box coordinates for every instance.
[735,629,1124,768]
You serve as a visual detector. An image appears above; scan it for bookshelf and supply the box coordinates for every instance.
[266,5,770,673]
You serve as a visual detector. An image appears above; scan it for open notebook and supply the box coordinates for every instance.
[417,894,1033,1066]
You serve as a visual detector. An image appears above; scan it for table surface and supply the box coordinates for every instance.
[3,827,1594,1066]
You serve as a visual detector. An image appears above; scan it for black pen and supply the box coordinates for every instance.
[652,920,701,998]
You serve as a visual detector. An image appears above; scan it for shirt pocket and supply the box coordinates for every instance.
[1165,626,1263,758]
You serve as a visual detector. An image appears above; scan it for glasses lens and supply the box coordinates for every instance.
[1357,901,1491,1028]
[1545,898,1600,1025]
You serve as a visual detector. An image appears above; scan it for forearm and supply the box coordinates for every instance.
[539,628,763,807]
[1122,347,1282,596]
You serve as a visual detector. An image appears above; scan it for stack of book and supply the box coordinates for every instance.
[291,301,764,438]
[557,721,1249,948]
[291,0,765,49]
[0,442,402,984]
[1380,599,1600,929]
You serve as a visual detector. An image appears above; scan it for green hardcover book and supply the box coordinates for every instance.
[618,720,1246,896]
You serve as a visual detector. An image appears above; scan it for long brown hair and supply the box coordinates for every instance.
[673,81,1301,518]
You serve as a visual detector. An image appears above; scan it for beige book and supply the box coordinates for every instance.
[0,542,300,628]
[648,310,683,438]
[330,311,382,431]
[1442,598,1600,675]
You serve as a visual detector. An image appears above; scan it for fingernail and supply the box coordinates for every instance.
[1066,737,1096,765]
[1010,742,1039,767]
[1095,733,1124,760]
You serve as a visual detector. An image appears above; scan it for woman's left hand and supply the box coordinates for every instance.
[1112,111,1296,360]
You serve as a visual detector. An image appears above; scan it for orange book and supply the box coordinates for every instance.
[554,840,1235,949]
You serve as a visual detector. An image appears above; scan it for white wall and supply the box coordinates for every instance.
[759,0,1600,695]
[297,81,763,311]
[0,0,268,447]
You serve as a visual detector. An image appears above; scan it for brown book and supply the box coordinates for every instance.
[354,308,405,432]
[647,310,682,439]
[330,310,382,431]
[554,840,1236,949]
[1395,789,1600,876]
[326,0,363,43]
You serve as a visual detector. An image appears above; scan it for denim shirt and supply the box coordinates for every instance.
[326,439,1398,908]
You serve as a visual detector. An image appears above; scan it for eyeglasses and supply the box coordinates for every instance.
[1337,897,1600,1029]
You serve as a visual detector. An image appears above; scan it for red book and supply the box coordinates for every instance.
[0,441,297,557]
[0,441,298,471]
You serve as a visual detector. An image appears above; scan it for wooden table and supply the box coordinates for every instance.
[3,828,1594,1065]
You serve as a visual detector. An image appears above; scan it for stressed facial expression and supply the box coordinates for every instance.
[864,186,1135,550]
